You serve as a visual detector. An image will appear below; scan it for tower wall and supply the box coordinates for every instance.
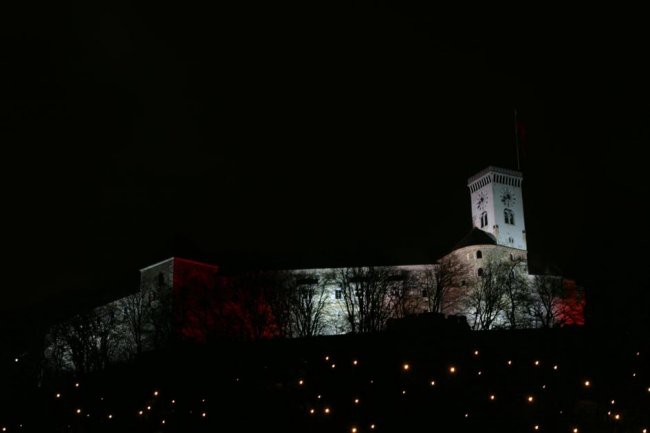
[468,167,527,250]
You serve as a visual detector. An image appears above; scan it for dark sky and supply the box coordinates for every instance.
[2,2,649,325]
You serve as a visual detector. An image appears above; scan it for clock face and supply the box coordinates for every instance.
[501,188,516,207]
[475,191,488,210]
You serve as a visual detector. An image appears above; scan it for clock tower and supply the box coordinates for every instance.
[467,166,527,250]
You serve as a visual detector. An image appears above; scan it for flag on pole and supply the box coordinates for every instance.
[514,108,526,170]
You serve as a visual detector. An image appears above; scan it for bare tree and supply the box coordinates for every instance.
[413,255,472,314]
[48,304,120,374]
[387,270,422,319]
[117,290,152,357]
[149,278,175,348]
[530,274,566,328]
[286,272,329,338]
[230,270,280,340]
[466,255,507,330]
[329,266,402,334]
[498,258,532,329]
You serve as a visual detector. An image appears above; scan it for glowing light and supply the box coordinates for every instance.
[430,380,436,386]
[55,393,61,398]
[489,394,496,401]
[633,373,637,377]
[534,360,540,366]
[542,385,547,389]
[353,360,358,366]
[324,407,331,414]
[351,428,358,433]
[76,409,82,415]
[474,350,480,356]
[147,406,151,411]
[138,411,143,416]
[507,360,512,366]
[553,365,558,370]
[642,429,647,433]
[331,364,336,369]
[309,409,315,415]
[75,383,80,388]
[449,366,456,374]
[298,379,304,386]
[162,420,166,425]
[464,413,469,418]
[171,400,176,404]
[371,424,376,430]
[325,356,330,361]
[403,363,410,371]
[108,414,113,419]
[611,400,615,405]
[573,428,579,433]
[614,414,621,421]
[584,380,591,388]
[527,396,534,403]
[201,412,207,418]
[354,398,360,404]
[402,390,407,395]
[534,425,539,431]
[317,395,322,399]
[14,358,18,363]
[154,391,159,396]
[477,371,482,376]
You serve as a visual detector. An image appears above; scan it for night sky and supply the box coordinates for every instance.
[2,2,648,326]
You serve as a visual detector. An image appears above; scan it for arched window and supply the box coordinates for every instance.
[480,211,488,228]
[476,250,482,259]
[504,208,515,225]
[477,268,484,277]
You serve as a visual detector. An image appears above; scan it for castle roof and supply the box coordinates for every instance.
[467,166,522,186]
[452,227,497,250]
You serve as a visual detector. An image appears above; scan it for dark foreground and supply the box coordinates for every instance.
[3,327,649,432]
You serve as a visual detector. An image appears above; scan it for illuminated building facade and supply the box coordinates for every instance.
[45,167,584,371]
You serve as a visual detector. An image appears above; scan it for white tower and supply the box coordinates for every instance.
[467,166,527,250]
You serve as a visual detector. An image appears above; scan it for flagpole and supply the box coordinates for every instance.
[514,108,520,170]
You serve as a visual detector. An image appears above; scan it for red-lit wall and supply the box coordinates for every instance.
[557,279,586,326]
[171,258,279,342]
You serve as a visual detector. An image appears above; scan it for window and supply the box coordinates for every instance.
[504,209,515,225]
[480,211,488,228]
[476,250,482,259]
[477,268,484,277]
[335,288,342,300]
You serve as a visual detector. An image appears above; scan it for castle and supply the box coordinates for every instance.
[45,167,585,371]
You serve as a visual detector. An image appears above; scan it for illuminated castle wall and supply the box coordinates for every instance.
[45,167,584,372]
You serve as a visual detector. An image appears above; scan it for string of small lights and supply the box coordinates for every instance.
[1,332,648,432]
